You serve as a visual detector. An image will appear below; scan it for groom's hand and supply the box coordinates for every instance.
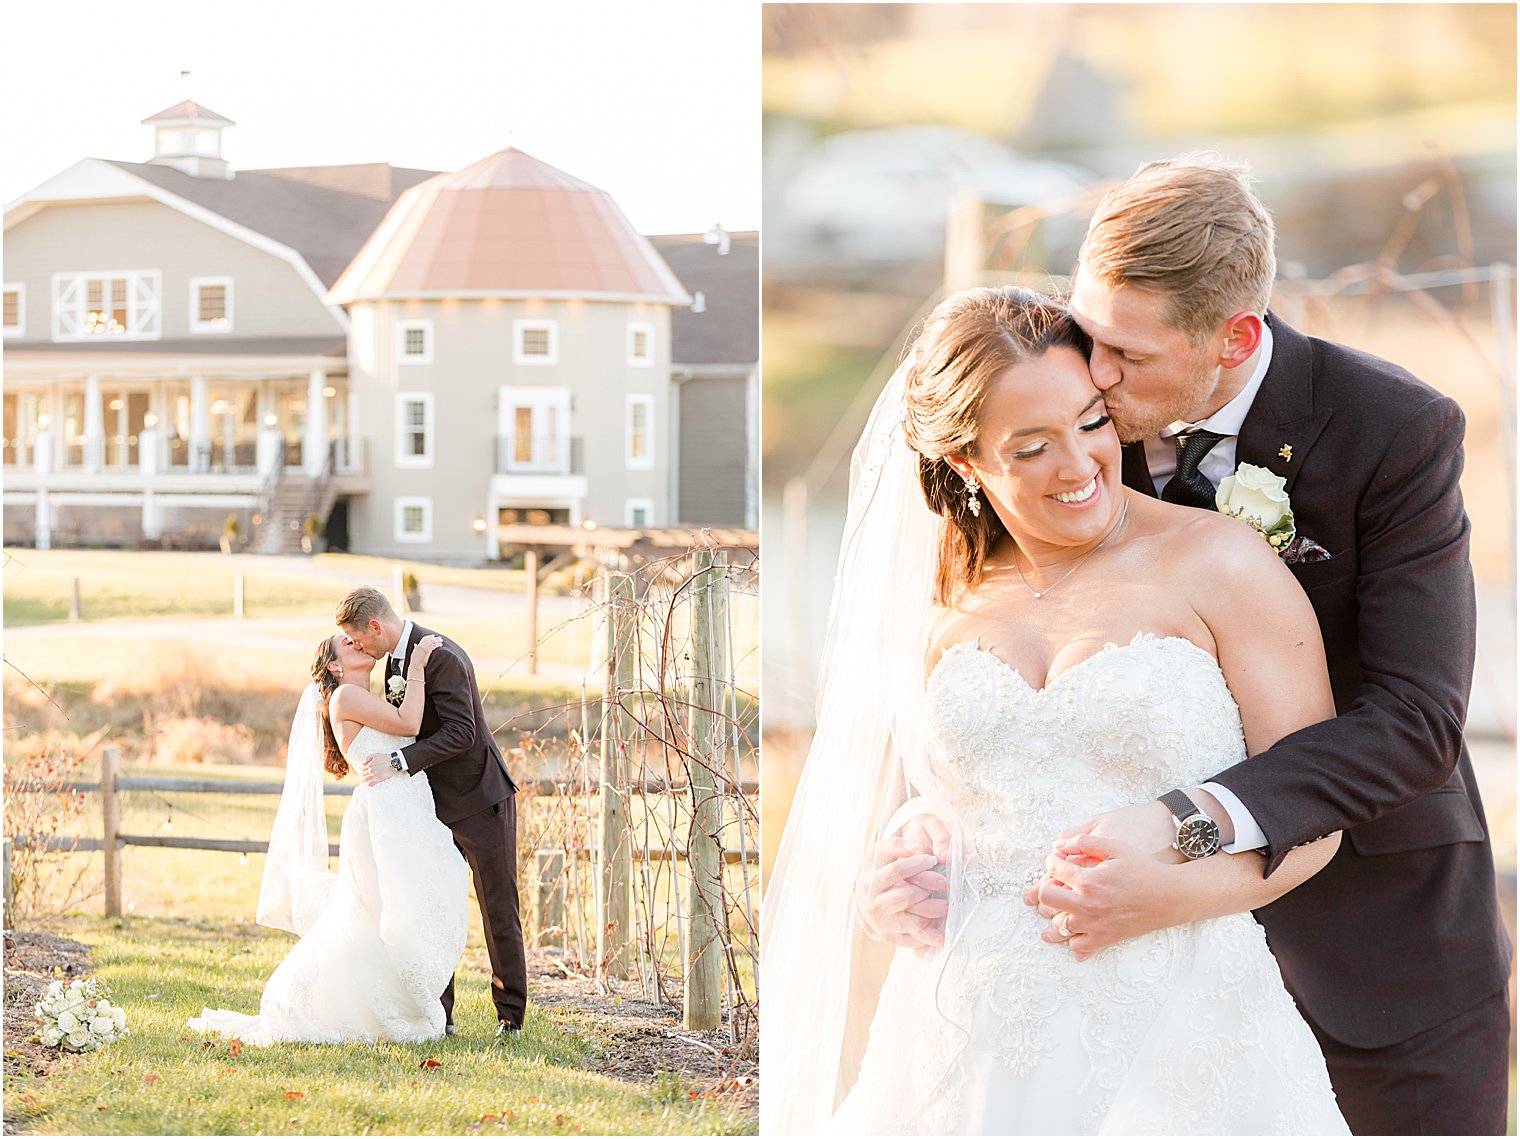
[360,752,402,787]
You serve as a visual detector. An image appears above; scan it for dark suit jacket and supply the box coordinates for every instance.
[1121,313,1511,1049]
[393,623,516,825]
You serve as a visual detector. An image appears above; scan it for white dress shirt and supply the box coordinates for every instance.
[1143,325,1274,854]
[388,620,416,772]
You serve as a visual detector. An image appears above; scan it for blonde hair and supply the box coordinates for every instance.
[334,585,395,631]
[902,287,1092,607]
[1078,153,1276,340]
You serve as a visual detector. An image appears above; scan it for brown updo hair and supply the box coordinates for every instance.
[310,636,349,780]
[902,286,1093,606]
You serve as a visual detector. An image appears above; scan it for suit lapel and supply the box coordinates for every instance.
[1236,313,1332,496]
[1120,441,1158,498]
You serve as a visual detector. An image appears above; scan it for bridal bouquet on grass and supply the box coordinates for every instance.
[34,977,128,1052]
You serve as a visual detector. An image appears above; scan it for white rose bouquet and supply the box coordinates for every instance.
[33,977,129,1053]
[1216,463,1331,564]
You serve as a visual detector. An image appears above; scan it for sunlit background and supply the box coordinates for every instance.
[760,3,1515,1097]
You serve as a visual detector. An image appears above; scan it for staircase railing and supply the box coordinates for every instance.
[252,439,286,549]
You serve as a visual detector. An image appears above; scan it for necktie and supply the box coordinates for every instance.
[1161,429,1227,511]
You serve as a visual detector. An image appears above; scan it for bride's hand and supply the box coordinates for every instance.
[1056,800,1179,858]
[855,837,950,956]
[1024,833,1187,961]
[408,635,444,677]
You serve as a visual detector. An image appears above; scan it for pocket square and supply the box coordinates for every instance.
[1280,534,1332,565]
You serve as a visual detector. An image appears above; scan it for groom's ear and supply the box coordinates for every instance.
[1217,311,1264,369]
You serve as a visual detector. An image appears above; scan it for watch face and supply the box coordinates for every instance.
[1176,816,1220,859]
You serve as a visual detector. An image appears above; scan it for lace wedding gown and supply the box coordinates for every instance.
[188,726,469,1045]
[830,634,1349,1135]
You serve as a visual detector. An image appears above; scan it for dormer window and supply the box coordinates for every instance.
[190,277,233,333]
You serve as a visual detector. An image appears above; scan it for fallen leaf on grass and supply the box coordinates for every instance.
[227,1040,244,1058]
[284,1092,303,1101]
[526,1095,539,1103]
[145,1074,160,1084]
[420,1058,442,1069]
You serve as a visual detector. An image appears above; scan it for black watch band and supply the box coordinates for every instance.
[1159,788,1220,859]
[1159,788,1201,823]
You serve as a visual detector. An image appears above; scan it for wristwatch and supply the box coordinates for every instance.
[1158,789,1220,859]
[389,750,406,774]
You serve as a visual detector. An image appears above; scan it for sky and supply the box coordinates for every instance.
[1,0,759,235]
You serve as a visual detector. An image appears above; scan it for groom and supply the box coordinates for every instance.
[1028,155,1511,1135]
[335,585,527,1037]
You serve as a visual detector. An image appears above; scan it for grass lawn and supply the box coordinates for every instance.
[5,916,751,1136]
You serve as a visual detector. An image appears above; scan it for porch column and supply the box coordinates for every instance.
[83,374,104,472]
[32,392,53,474]
[346,387,360,472]
[189,375,210,472]
[35,487,51,551]
[304,369,327,475]
[141,488,160,539]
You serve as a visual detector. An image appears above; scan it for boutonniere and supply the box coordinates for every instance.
[386,674,407,706]
[1216,463,1331,564]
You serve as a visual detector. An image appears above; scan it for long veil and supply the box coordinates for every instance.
[762,356,973,1134]
[256,683,336,935]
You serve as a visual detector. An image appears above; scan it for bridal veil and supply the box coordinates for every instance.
[762,356,973,1134]
[256,683,337,935]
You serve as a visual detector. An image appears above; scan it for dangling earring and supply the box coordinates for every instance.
[335,665,344,679]
[964,473,982,517]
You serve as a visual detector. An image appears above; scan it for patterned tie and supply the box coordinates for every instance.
[1161,429,1227,511]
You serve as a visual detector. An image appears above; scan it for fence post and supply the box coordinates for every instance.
[685,550,725,1030]
[525,548,540,676]
[69,577,81,622]
[102,746,122,918]
[3,837,12,930]
[233,572,245,619]
[534,849,565,948]
[597,572,635,980]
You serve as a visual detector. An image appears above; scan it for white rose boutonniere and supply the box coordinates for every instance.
[1216,462,1332,564]
[386,674,407,706]
[1216,463,1295,549]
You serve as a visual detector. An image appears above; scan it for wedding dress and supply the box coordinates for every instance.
[826,634,1348,1135]
[187,725,469,1045]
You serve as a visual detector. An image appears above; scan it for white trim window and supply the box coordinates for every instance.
[53,270,162,341]
[394,497,433,544]
[625,395,655,470]
[189,277,234,333]
[624,498,654,527]
[2,284,23,337]
[397,319,434,364]
[627,322,654,367]
[394,392,435,468]
[513,320,558,365]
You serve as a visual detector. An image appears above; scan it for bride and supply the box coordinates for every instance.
[188,631,469,1045]
[762,287,1349,1134]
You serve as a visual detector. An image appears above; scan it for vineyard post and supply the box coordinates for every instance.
[685,550,725,1030]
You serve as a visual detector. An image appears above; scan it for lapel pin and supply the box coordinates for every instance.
[1278,444,1293,462]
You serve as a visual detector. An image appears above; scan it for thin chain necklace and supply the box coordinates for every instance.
[1013,493,1130,601]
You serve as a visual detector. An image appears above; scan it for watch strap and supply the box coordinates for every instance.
[1159,788,1201,824]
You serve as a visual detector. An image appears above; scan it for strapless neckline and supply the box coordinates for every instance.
[930,631,1218,696]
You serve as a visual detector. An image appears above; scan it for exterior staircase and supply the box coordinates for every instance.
[254,460,340,555]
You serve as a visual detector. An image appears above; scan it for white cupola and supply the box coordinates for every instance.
[142,101,235,179]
